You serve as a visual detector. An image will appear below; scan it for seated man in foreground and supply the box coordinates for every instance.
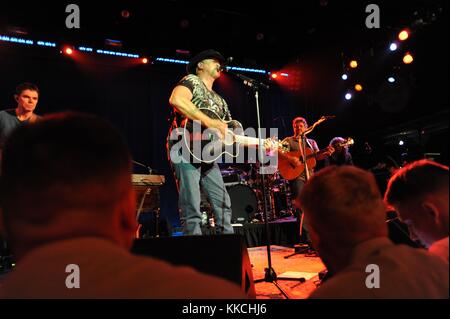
[0,112,246,299]
[298,165,448,298]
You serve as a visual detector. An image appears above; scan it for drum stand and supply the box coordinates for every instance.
[233,72,304,299]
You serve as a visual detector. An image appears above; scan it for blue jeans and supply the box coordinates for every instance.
[171,160,234,235]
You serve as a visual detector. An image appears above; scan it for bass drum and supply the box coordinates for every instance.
[226,184,258,224]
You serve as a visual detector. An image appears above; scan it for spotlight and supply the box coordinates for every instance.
[355,84,363,92]
[341,74,348,80]
[142,57,148,64]
[403,52,414,64]
[345,92,352,100]
[121,10,131,19]
[399,140,404,146]
[271,73,278,79]
[398,29,409,41]
[389,42,398,51]
[63,46,73,55]
[349,60,358,68]
[388,77,396,83]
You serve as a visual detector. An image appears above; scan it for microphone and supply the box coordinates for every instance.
[219,57,234,72]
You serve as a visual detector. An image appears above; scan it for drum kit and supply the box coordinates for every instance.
[200,163,295,224]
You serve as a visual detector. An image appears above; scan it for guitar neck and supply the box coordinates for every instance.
[234,135,266,147]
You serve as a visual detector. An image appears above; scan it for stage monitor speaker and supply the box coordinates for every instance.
[131,234,255,298]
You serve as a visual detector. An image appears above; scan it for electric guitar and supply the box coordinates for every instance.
[182,108,287,163]
[278,137,354,180]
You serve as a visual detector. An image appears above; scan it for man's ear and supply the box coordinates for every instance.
[121,189,138,231]
[422,201,440,222]
[117,189,138,248]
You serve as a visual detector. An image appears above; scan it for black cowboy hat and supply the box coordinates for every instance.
[186,49,225,75]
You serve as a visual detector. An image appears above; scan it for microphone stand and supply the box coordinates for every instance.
[230,71,296,299]
[132,160,154,174]
[132,160,158,237]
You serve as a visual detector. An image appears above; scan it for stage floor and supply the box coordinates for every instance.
[248,245,325,299]
[232,216,303,248]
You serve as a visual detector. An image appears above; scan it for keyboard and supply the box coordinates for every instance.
[132,174,165,186]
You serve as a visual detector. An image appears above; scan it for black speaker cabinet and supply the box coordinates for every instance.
[131,234,255,298]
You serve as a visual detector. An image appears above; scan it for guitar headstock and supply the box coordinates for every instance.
[263,138,289,153]
[339,137,354,147]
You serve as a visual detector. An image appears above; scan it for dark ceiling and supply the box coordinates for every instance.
[1,0,448,133]
[1,0,448,68]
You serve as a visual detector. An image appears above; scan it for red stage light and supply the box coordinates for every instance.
[64,47,73,55]
[271,73,278,79]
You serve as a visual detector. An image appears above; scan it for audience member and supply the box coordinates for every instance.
[0,112,247,299]
[299,165,448,298]
[385,159,449,262]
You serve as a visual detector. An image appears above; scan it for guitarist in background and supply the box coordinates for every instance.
[167,49,234,236]
[279,116,333,246]
[280,117,334,203]
[324,136,354,167]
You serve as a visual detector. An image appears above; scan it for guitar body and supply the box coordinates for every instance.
[183,108,244,163]
[278,149,317,180]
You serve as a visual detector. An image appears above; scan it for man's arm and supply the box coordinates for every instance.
[169,85,228,138]
[312,140,334,161]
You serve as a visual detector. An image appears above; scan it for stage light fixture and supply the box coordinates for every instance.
[0,35,33,45]
[398,29,409,41]
[349,60,358,68]
[271,73,278,79]
[227,66,266,74]
[78,46,93,52]
[355,84,363,92]
[105,39,123,48]
[403,52,414,64]
[399,140,404,146]
[345,92,352,100]
[142,58,148,64]
[121,10,131,19]
[63,47,74,55]
[388,77,396,83]
[341,74,348,80]
[37,41,56,47]
[389,42,398,51]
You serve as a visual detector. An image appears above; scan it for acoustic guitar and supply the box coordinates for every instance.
[278,137,354,180]
[182,108,287,163]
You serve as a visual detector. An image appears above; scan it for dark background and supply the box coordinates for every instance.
[1,0,448,228]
